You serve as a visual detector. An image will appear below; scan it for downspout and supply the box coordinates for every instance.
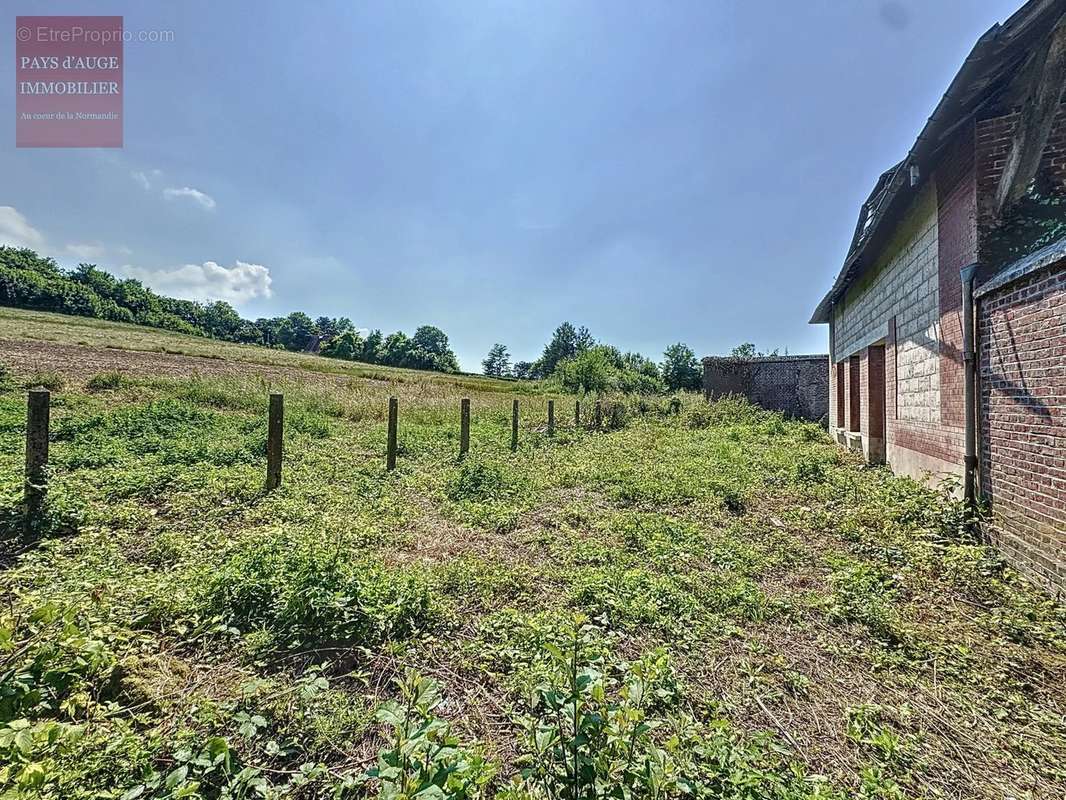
[960,264,978,509]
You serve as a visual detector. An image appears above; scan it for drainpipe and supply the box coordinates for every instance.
[960,264,978,508]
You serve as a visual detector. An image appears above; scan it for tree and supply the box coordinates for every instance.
[538,322,594,377]
[661,343,701,391]
[361,329,384,363]
[381,332,413,367]
[513,361,534,380]
[623,351,660,379]
[315,316,354,339]
[556,347,615,395]
[277,312,319,351]
[730,342,778,359]
[234,321,264,345]
[482,343,512,378]
[321,329,365,360]
[254,317,285,347]
[202,301,244,340]
[408,325,460,373]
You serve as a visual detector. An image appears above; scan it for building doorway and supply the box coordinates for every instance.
[866,344,886,464]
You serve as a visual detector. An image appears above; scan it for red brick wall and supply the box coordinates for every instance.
[937,125,977,431]
[978,257,1066,593]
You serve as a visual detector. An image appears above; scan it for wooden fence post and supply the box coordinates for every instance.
[387,397,398,471]
[511,399,519,451]
[575,400,581,428]
[547,400,555,436]
[460,398,470,458]
[24,388,50,527]
[594,400,603,429]
[265,393,284,490]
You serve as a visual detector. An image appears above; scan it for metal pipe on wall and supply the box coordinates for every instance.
[960,263,978,508]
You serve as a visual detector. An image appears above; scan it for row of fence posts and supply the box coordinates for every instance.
[387,395,585,474]
[18,389,610,523]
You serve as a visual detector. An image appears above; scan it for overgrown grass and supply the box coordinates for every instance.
[0,355,1062,799]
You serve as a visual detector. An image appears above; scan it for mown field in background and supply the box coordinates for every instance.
[0,308,531,394]
[0,317,1063,800]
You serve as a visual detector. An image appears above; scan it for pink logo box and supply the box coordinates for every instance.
[16,16,123,147]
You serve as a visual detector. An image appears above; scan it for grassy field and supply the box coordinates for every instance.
[0,307,533,394]
[0,313,1063,800]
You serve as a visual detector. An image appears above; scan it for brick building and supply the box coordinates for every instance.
[810,0,1066,592]
[701,354,829,422]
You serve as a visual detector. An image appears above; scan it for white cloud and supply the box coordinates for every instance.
[163,186,216,210]
[119,260,272,304]
[0,206,47,250]
[131,168,162,191]
[65,242,108,260]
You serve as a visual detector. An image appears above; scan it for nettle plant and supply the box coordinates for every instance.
[507,619,681,799]
[352,669,493,799]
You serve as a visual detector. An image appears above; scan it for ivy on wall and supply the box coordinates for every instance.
[983,176,1066,268]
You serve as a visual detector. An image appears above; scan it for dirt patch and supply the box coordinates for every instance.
[0,339,351,388]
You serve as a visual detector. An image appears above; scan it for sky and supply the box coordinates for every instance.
[2,0,1023,371]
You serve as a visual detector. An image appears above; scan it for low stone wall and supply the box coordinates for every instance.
[702,354,829,422]
[976,242,1065,595]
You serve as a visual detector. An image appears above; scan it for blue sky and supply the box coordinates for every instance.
[3,1,1021,370]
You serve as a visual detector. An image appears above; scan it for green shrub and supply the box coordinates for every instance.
[0,603,115,723]
[22,371,64,392]
[352,670,492,798]
[85,372,126,391]
[447,460,511,503]
[794,456,828,485]
[504,620,840,800]
[683,395,770,429]
[201,540,435,649]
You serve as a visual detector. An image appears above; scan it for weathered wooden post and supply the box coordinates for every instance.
[24,388,50,527]
[511,399,520,451]
[265,393,283,490]
[387,397,398,471]
[610,402,622,430]
[459,398,470,458]
[575,400,581,428]
[547,400,555,436]
[594,400,603,429]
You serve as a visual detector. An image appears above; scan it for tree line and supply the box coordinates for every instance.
[482,322,704,394]
[1,246,764,391]
[0,246,460,373]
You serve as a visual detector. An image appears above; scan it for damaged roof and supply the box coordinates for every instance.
[809,0,1066,324]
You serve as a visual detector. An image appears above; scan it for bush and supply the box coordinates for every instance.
[447,460,511,502]
[683,395,770,429]
[354,670,492,798]
[201,539,435,649]
[556,349,615,395]
[86,372,126,391]
[22,371,64,392]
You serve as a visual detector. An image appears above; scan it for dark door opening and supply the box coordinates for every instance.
[866,344,886,464]
[848,355,861,433]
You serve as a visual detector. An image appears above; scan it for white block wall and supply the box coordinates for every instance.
[833,185,940,424]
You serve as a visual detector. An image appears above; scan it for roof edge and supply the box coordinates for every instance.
[809,0,1066,325]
